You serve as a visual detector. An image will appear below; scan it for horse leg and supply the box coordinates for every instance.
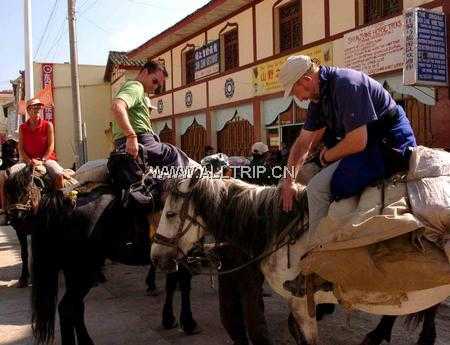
[145,261,158,296]
[16,229,29,288]
[218,273,249,345]
[58,292,77,345]
[178,265,200,335]
[288,296,318,345]
[59,284,94,345]
[162,272,177,329]
[417,305,439,345]
[360,316,397,345]
[241,268,273,345]
[73,287,95,345]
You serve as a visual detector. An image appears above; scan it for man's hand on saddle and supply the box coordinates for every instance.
[281,178,297,212]
[126,135,139,159]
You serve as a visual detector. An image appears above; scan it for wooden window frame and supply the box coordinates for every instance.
[181,44,196,86]
[223,28,239,72]
[219,22,239,73]
[273,0,302,55]
[363,0,403,25]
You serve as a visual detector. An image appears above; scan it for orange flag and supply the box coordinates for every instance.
[17,100,27,115]
[35,83,54,107]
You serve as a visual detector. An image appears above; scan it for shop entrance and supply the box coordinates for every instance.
[266,100,307,150]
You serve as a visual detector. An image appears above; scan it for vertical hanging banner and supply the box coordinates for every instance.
[403,8,448,86]
[41,63,55,123]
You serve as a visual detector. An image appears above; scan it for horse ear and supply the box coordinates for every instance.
[188,168,202,189]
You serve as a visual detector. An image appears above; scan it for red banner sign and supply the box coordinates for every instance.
[41,63,55,123]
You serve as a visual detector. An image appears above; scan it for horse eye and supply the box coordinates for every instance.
[166,211,177,218]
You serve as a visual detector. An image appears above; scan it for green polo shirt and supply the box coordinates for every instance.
[112,80,153,141]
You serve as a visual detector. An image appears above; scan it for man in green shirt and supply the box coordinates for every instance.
[111,61,189,167]
[111,61,166,157]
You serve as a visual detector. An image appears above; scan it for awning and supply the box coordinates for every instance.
[152,119,172,135]
[376,75,436,106]
[263,96,309,125]
[178,113,206,135]
[214,103,253,131]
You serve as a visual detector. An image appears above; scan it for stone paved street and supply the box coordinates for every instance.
[1,225,449,345]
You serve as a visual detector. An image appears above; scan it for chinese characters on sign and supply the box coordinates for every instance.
[344,16,404,75]
[252,43,333,96]
[194,40,220,80]
[403,8,448,86]
[41,64,55,123]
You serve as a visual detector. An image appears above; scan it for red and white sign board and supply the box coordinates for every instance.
[41,63,55,123]
[344,16,404,75]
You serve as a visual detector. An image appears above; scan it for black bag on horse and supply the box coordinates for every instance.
[106,145,162,265]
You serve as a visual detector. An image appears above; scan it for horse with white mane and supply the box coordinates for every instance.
[151,172,450,345]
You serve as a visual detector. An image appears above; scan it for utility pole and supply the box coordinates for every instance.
[67,0,85,167]
[24,0,34,101]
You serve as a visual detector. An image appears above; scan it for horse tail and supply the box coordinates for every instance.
[31,190,72,344]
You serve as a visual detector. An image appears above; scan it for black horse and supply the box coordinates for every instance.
[5,165,199,345]
[1,139,31,287]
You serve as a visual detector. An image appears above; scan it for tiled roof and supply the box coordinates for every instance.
[108,51,146,67]
[104,51,146,82]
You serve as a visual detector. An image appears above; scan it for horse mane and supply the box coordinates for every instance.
[168,177,308,257]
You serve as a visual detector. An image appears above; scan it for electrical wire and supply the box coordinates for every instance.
[34,0,60,59]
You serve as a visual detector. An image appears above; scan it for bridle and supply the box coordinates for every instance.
[5,166,44,216]
[152,189,207,259]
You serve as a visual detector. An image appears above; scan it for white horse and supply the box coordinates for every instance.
[151,173,450,345]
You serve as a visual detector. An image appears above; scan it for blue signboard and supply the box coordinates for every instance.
[404,8,448,86]
[417,10,447,84]
[194,40,220,79]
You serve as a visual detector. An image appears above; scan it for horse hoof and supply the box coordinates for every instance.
[360,335,383,345]
[15,278,29,288]
[146,288,160,297]
[181,322,202,335]
[162,315,177,330]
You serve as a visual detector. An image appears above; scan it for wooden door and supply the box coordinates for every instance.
[404,98,433,146]
[181,118,207,161]
[159,123,175,145]
[217,115,254,157]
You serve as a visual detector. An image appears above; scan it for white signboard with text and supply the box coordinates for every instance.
[344,16,404,75]
[403,8,448,86]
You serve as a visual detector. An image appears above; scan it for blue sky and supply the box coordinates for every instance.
[0,0,210,90]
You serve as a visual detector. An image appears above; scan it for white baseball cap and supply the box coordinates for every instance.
[279,55,312,98]
[251,142,269,155]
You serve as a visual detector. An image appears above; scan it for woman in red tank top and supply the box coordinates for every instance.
[18,98,64,187]
[19,98,57,162]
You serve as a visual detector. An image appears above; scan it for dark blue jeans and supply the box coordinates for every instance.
[114,133,190,168]
[330,105,417,201]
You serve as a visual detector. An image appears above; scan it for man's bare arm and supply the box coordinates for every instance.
[323,125,367,163]
[111,99,135,137]
[111,99,139,157]
[285,128,323,183]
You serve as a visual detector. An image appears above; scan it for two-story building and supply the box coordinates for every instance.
[125,0,449,161]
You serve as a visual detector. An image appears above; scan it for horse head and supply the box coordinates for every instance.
[5,164,46,225]
[151,169,212,271]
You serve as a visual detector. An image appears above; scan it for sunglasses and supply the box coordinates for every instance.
[27,105,43,110]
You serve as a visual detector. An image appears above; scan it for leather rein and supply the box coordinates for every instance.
[152,189,207,260]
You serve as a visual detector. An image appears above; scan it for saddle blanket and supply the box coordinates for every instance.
[295,146,450,304]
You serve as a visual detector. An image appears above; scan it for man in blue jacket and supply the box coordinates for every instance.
[279,55,416,232]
